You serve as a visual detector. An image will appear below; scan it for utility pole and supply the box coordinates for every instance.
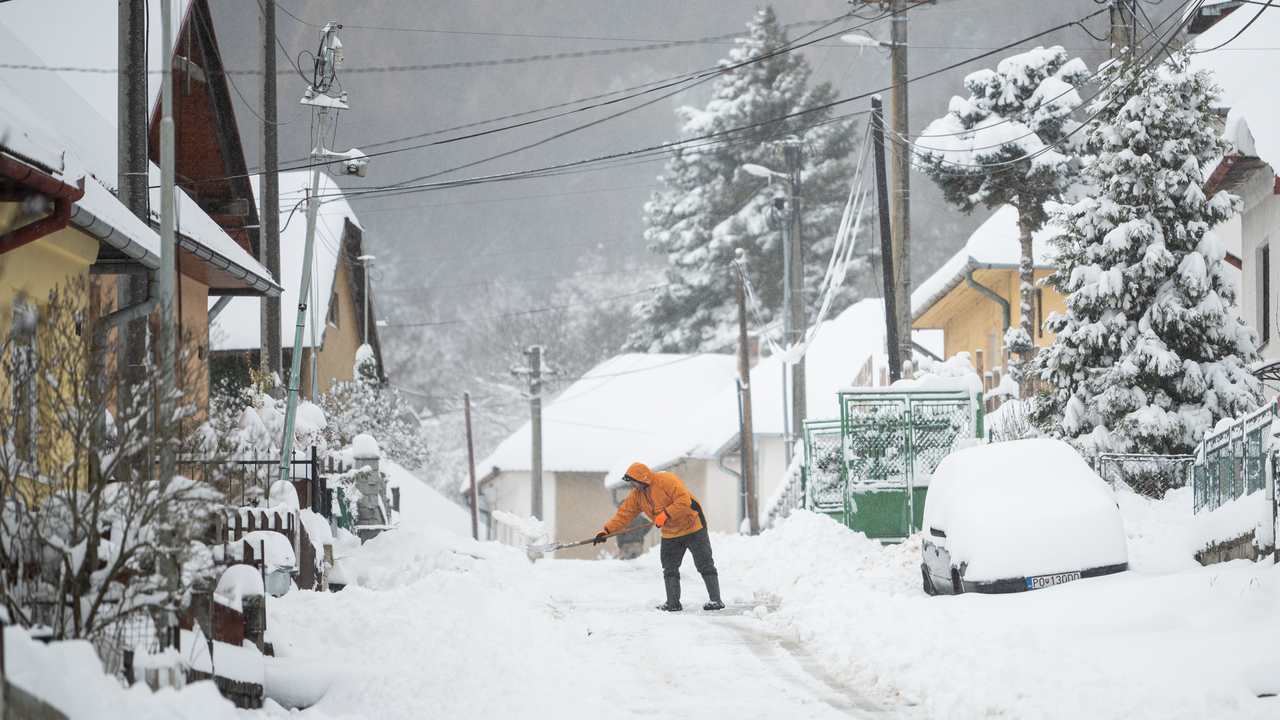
[260,0,282,383]
[783,136,806,449]
[512,347,546,522]
[1110,0,1136,59]
[359,255,375,346]
[889,0,913,371]
[871,96,901,383]
[465,391,479,540]
[734,250,759,536]
[157,0,179,651]
[280,22,353,486]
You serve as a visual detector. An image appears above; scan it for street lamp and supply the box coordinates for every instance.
[743,149,806,468]
[357,254,375,346]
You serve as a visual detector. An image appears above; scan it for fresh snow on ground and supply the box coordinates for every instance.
[10,464,1279,719]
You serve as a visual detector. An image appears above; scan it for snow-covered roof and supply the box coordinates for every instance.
[210,171,362,351]
[911,205,1062,319]
[1189,6,1280,169]
[0,0,190,129]
[0,21,159,264]
[0,2,277,294]
[470,353,740,486]
[0,9,277,294]
[604,299,889,487]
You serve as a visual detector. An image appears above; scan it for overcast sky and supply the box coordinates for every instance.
[206,0,1162,320]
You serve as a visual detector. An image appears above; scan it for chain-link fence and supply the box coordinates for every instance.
[1193,403,1275,513]
[1097,454,1195,499]
[92,608,159,687]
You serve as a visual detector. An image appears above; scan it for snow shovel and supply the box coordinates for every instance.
[526,522,655,553]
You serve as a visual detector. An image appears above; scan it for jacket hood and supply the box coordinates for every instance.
[624,462,653,486]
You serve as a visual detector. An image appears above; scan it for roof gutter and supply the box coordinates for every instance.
[0,154,86,255]
[964,270,1010,332]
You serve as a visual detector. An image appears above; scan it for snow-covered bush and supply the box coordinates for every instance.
[318,378,428,470]
[1032,49,1261,455]
[626,6,868,354]
[917,46,1089,392]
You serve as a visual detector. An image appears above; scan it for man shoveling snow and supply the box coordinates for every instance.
[595,462,724,612]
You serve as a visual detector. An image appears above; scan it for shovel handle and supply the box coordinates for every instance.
[528,522,656,553]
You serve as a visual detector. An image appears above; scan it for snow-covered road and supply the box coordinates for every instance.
[266,532,891,719]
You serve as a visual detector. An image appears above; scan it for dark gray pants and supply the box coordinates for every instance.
[660,527,717,580]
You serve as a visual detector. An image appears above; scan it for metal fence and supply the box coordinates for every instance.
[1193,403,1276,513]
[177,447,324,510]
[1097,453,1195,499]
[802,419,845,514]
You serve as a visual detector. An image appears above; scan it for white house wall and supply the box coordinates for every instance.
[1237,168,1280,401]
[484,471,531,550]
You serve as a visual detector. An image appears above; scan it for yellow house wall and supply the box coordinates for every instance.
[305,257,363,398]
[0,218,99,490]
[916,268,1065,367]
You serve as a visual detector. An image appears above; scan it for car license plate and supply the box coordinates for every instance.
[1026,572,1081,590]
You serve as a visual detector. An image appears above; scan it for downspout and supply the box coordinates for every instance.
[208,295,233,322]
[92,270,160,478]
[716,445,743,532]
[0,155,86,255]
[964,270,1010,333]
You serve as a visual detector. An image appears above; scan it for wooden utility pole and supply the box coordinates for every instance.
[118,0,150,469]
[871,96,900,383]
[889,0,913,369]
[734,249,759,536]
[1110,0,1136,59]
[260,0,282,379]
[465,391,479,540]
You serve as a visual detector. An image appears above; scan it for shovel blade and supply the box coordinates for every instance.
[526,540,573,553]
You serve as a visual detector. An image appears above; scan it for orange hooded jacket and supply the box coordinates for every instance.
[604,462,704,539]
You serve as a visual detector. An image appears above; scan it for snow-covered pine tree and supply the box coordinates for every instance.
[625,6,863,353]
[916,46,1089,390]
[1032,48,1261,455]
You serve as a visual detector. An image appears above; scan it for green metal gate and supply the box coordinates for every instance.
[802,419,845,523]
[838,388,983,539]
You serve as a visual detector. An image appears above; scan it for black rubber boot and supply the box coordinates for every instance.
[657,575,682,611]
[702,573,724,611]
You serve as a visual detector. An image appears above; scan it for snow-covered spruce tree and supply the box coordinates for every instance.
[916,46,1089,391]
[1032,49,1260,455]
[626,6,864,353]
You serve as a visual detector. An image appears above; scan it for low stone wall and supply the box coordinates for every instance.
[1195,531,1274,566]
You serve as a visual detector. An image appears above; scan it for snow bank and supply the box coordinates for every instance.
[3,627,239,720]
[215,563,264,612]
[328,525,527,591]
[924,438,1127,580]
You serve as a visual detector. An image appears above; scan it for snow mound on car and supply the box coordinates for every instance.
[924,438,1127,581]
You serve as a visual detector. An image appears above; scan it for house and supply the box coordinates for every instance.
[603,298,892,536]
[1188,9,1280,396]
[910,205,1065,381]
[465,353,740,559]
[209,170,387,400]
[0,0,281,421]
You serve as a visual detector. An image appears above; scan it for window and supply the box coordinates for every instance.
[1260,245,1270,346]
[10,297,38,463]
[327,291,340,329]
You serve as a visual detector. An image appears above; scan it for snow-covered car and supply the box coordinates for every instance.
[921,438,1128,595]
